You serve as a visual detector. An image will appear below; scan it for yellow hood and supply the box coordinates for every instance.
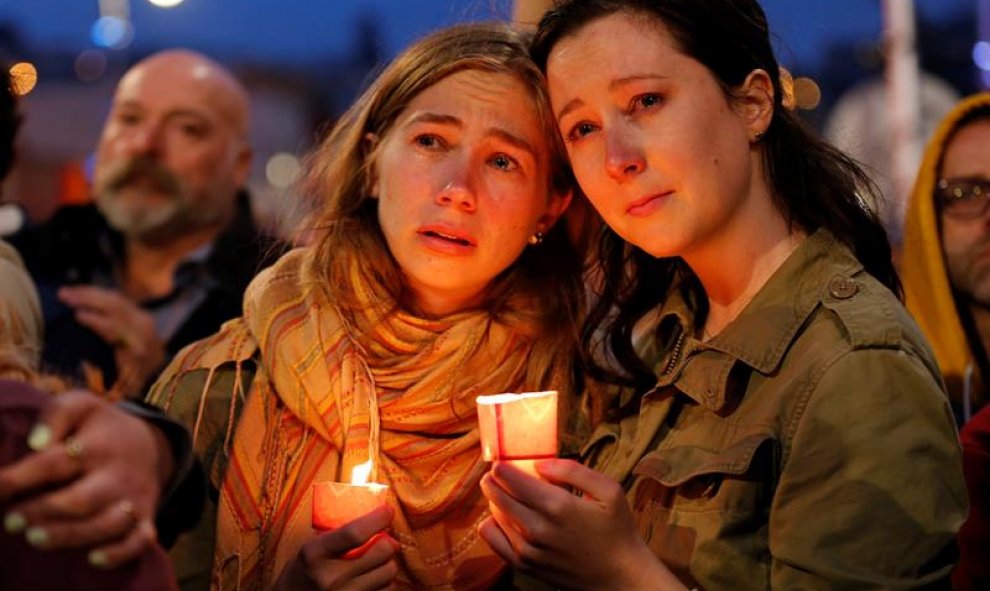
[902,92,990,409]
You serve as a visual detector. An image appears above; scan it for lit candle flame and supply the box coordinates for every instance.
[351,459,373,485]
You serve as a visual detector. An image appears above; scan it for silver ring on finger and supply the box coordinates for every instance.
[64,436,86,462]
[116,499,139,529]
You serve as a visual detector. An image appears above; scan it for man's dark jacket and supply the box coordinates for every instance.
[9,192,283,387]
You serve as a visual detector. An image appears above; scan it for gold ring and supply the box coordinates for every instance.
[64,436,85,461]
[117,499,139,528]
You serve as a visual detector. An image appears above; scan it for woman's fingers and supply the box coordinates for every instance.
[0,441,83,508]
[480,471,544,535]
[478,515,517,565]
[31,390,100,448]
[533,459,625,505]
[327,537,400,591]
[309,505,394,559]
[86,518,159,569]
[23,497,145,553]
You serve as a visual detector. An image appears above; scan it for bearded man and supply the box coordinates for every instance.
[12,50,280,396]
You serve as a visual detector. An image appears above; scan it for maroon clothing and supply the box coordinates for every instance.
[0,379,178,591]
[955,405,990,591]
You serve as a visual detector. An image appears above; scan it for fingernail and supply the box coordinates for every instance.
[3,512,27,534]
[88,550,109,568]
[25,526,48,548]
[27,424,52,451]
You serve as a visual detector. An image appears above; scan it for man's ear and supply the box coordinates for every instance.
[364,132,380,197]
[736,69,774,141]
[232,142,253,188]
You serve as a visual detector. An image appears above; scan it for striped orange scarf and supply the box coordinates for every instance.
[211,246,567,590]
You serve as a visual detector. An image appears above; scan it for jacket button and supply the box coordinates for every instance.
[828,276,859,299]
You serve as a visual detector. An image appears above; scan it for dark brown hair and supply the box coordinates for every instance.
[532,0,899,396]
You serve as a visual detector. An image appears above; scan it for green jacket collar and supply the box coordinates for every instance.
[648,228,864,412]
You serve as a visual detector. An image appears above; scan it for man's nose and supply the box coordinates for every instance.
[124,123,164,158]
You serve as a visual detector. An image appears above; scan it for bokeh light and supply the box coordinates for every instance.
[266,153,302,189]
[9,62,38,96]
[779,67,796,110]
[91,16,134,49]
[793,77,822,111]
[74,50,108,82]
[974,41,990,72]
[147,0,186,7]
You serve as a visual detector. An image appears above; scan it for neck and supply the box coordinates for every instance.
[406,281,488,319]
[121,227,218,301]
[685,180,805,340]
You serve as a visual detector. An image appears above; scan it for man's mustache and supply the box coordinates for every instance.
[104,158,182,196]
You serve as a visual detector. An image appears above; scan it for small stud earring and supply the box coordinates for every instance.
[528,231,545,246]
[753,130,765,142]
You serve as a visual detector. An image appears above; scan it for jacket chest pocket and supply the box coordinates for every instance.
[630,431,778,515]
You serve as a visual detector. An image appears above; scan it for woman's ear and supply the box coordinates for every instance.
[537,188,574,232]
[364,132,380,197]
[737,69,774,141]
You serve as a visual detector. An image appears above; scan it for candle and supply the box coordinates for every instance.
[476,390,558,476]
[312,459,390,531]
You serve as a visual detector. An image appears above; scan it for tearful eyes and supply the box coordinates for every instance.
[564,93,664,145]
[566,122,599,143]
[412,134,520,172]
[415,134,442,149]
[633,93,663,110]
[489,153,518,171]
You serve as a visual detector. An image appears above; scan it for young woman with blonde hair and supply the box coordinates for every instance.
[144,22,583,591]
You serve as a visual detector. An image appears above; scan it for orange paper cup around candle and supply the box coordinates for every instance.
[312,460,389,531]
[311,481,389,531]
[476,390,558,476]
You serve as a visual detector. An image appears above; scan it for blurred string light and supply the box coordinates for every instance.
[147,0,186,7]
[9,62,38,96]
[266,153,302,189]
[93,0,133,50]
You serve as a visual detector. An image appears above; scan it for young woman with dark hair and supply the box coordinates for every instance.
[479,2,967,589]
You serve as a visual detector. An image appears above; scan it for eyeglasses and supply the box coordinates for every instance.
[937,178,990,220]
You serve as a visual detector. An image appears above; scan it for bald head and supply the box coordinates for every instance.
[120,49,250,139]
[93,49,253,242]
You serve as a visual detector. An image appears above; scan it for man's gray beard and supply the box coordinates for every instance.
[95,189,220,243]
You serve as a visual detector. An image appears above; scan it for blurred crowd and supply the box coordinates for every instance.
[0,1,988,590]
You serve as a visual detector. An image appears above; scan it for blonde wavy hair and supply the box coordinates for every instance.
[302,22,584,344]
[0,241,65,392]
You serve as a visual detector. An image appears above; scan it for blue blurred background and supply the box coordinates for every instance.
[0,0,985,236]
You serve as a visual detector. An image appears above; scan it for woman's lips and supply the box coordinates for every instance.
[417,225,477,254]
[626,191,673,217]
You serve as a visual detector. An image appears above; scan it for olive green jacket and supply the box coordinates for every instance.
[584,230,967,590]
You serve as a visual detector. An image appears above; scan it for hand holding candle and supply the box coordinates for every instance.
[476,390,558,476]
[274,504,399,590]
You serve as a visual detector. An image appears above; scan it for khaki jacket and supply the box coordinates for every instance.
[584,230,967,590]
